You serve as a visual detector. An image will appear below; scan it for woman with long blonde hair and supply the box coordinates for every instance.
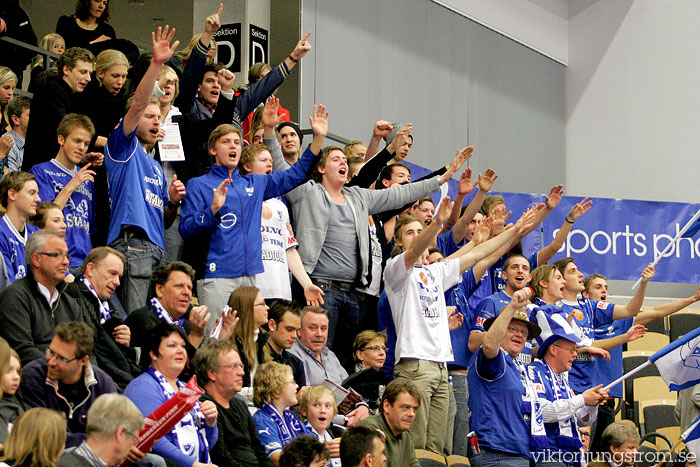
[0,408,66,467]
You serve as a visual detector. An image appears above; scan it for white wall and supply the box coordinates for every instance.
[434,0,569,64]
[566,0,700,204]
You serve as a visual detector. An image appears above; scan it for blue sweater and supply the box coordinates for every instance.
[124,372,218,467]
[179,146,317,280]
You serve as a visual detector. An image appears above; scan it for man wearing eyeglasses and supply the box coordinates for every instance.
[527,311,608,466]
[17,322,120,448]
[193,339,274,467]
[0,230,86,365]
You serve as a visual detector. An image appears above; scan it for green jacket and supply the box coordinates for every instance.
[359,414,420,467]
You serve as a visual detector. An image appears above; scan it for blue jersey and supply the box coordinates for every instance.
[179,147,317,280]
[30,160,94,267]
[491,251,538,294]
[105,119,169,249]
[253,408,307,456]
[468,347,535,459]
[561,298,615,393]
[0,216,37,282]
[447,268,478,368]
[377,291,396,381]
[473,290,533,364]
[594,317,634,398]
[436,229,461,257]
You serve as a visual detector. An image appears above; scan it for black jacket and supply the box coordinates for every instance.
[65,280,140,389]
[0,273,85,365]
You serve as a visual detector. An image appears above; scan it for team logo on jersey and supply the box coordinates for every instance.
[597,301,608,309]
[570,309,584,321]
[220,212,238,229]
[419,272,429,285]
[534,382,546,393]
[245,186,255,196]
[680,339,700,369]
[475,316,485,327]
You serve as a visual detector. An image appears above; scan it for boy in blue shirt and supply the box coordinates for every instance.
[0,171,40,284]
[30,113,99,271]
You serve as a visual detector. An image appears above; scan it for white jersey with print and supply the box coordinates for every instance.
[384,253,462,362]
[255,197,298,300]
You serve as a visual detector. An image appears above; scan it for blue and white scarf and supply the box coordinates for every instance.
[146,367,210,463]
[514,356,549,449]
[150,297,185,331]
[80,276,111,324]
[260,402,306,445]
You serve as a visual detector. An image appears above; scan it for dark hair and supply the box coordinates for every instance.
[381,379,420,412]
[377,162,411,190]
[268,300,300,325]
[200,63,223,84]
[279,435,329,467]
[6,96,30,128]
[144,323,188,366]
[57,47,95,79]
[74,0,111,23]
[341,426,383,467]
[55,322,94,358]
[57,113,95,139]
[311,146,344,183]
[148,261,195,300]
[552,256,575,276]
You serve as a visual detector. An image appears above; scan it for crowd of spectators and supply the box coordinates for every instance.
[0,1,697,467]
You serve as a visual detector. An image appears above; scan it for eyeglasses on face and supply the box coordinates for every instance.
[360,345,388,352]
[36,252,71,261]
[46,347,79,364]
[551,343,578,354]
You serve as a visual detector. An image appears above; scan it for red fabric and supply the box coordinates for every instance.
[242,104,291,143]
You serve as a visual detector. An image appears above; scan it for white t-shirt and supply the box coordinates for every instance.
[357,216,383,297]
[255,197,298,300]
[384,253,462,362]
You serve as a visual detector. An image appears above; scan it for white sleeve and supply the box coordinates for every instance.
[383,254,412,293]
[540,394,586,423]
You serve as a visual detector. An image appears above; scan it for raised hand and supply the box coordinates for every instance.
[68,163,96,191]
[373,120,393,139]
[568,197,593,222]
[308,104,329,137]
[434,196,453,226]
[262,97,286,129]
[290,31,312,61]
[477,168,498,192]
[211,178,230,214]
[545,184,564,210]
[205,3,223,34]
[640,262,655,284]
[189,305,210,337]
[84,152,104,166]
[582,384,607,406]
[442,146,473,184]
[511,287,532,308]
[513,203,544,236]
[472,217,492,244]
[625,324,647,342]
[216,68,235,93]
[458,168,476,195]
[387,124,412,155]
[152,25,180,66]
[580,346,610,361]
[168,174,186,203]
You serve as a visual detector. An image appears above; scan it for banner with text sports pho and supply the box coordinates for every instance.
[403,162,699,283]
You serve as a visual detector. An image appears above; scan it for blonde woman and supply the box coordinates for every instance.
[228,286,269,390]
[0,408,66,467]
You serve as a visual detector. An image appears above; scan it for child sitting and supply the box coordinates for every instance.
[300,385,342,467]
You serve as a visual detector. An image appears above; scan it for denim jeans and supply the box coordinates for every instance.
[110,233,163,315]
[311,280,361,372]
[450,370,470,457]
[470,449,532,467]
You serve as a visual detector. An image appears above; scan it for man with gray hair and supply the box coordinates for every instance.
[57,394,148,467]
[0,229,85,365]
[587,422,640,467]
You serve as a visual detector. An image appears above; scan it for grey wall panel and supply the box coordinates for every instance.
[300,0,564,194]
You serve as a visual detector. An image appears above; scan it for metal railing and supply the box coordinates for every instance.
[0,35,61,96]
